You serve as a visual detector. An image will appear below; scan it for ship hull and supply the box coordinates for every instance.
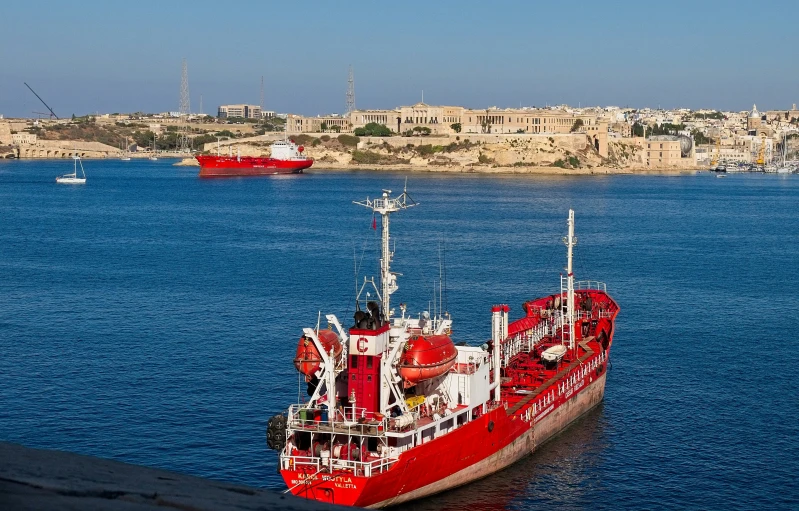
[282,371,608,507]
[196,156,312,177]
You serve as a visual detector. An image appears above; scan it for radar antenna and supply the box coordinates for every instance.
[353,187,417,321]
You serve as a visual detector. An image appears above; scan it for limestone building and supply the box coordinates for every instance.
[286,104,599,136]
[218,104,261,119]
[645,135,684,167]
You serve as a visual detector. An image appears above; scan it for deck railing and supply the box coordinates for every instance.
[287,404,390,436]
[573,280,607,292]
[282,452,399,477]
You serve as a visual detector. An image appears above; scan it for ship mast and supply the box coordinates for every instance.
[353,186,416,321]
[562,209,577,349]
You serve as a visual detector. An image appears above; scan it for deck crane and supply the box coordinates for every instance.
[756,134,766,165]
[23,83,59,120]
[710,132,721,167]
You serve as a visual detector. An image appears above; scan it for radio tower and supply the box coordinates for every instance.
[260,75,264,110]
[178,58,191,153]
[346,65,355,116]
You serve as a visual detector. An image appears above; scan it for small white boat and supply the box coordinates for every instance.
[120,136,132,160]
[149,137,158,160]
[56,156,87,184]
[541,344,568,365]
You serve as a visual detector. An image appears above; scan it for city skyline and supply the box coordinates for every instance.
[2,0,798,118]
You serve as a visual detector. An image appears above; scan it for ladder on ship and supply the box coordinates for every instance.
[560,274,573,348]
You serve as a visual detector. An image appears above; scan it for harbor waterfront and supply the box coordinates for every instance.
[1,160,797,509]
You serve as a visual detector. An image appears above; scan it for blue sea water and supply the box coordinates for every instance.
[1,159,797,510]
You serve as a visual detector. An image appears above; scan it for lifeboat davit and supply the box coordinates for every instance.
[399,334,457,386]
[294,330,343,379]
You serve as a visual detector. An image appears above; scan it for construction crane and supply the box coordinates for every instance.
[756,134,766,165]
[710,132,721,167]
[24,82,58,119]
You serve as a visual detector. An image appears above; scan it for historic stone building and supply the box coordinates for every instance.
[286,104,599,137]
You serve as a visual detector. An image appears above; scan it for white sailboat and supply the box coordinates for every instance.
[56,155,87,184]
[120,137,131,161]
[777,132,791,173]
[149,136,158,161]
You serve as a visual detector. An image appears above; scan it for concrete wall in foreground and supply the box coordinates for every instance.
[0,442,343,511]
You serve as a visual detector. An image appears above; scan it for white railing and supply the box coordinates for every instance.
[573,280,607,292]
[501,320,550,367]
[282,452,399,477]
[287,404,390,435]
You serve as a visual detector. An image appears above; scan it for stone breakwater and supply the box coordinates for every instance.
[0,442,343,511]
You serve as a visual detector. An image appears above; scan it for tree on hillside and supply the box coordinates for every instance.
[330,125,341,133]
[320,122,328,132]
[691,129,711,145]
[450,122,462,133]
[354,122,392,137]
[570,119,584,132]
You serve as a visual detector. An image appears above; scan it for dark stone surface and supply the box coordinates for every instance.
[0,442,346,510]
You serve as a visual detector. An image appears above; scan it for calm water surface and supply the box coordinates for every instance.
[1,159,797,510]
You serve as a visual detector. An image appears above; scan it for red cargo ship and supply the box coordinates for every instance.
[196,140,312,177]
[266,188,619,508]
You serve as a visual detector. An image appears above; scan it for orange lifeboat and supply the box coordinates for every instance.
[294,330,343,379]
[399,334,458,386]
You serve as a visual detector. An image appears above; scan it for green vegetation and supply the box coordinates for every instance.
[353,122,392,137]
[478,153,493,164]
[417,144,445,156]
[568,155,580,167]
[516,129,525,134]
[329,125,341,133]
[444,139,475,152]
[552,159,567,168]
[570,119,584,132]
[692,129,711,145]
[411,126,431,136]
[351,150,409,165]
[320,135,331,142]
[351,150,383,164]
[688,111,725,120]
[291,134,314,145]
[450,122,461,133]
[320,122,328,132]
[337,134,360,147]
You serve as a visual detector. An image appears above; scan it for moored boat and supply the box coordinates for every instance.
[266,188,619,508]
[56,155,87,184]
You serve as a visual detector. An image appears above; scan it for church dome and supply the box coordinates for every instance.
[749,104,760,118]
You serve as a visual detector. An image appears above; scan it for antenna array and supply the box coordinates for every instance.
[178,59,191,153]
[346,65,355,116]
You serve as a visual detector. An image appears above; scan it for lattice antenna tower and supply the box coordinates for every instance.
[178,58,191,153]
[346,65,355,115]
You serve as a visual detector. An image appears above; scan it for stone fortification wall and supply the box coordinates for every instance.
[16,140,120,159]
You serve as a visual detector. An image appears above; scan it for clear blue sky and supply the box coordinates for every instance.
[1,0,797,118]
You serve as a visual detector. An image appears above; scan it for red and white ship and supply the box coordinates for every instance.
[196,140,312,177]
[266,188,619,508]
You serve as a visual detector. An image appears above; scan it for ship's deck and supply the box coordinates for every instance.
[502,338,595,415]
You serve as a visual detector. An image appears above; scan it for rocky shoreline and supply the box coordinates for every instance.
[176,156,698,175]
